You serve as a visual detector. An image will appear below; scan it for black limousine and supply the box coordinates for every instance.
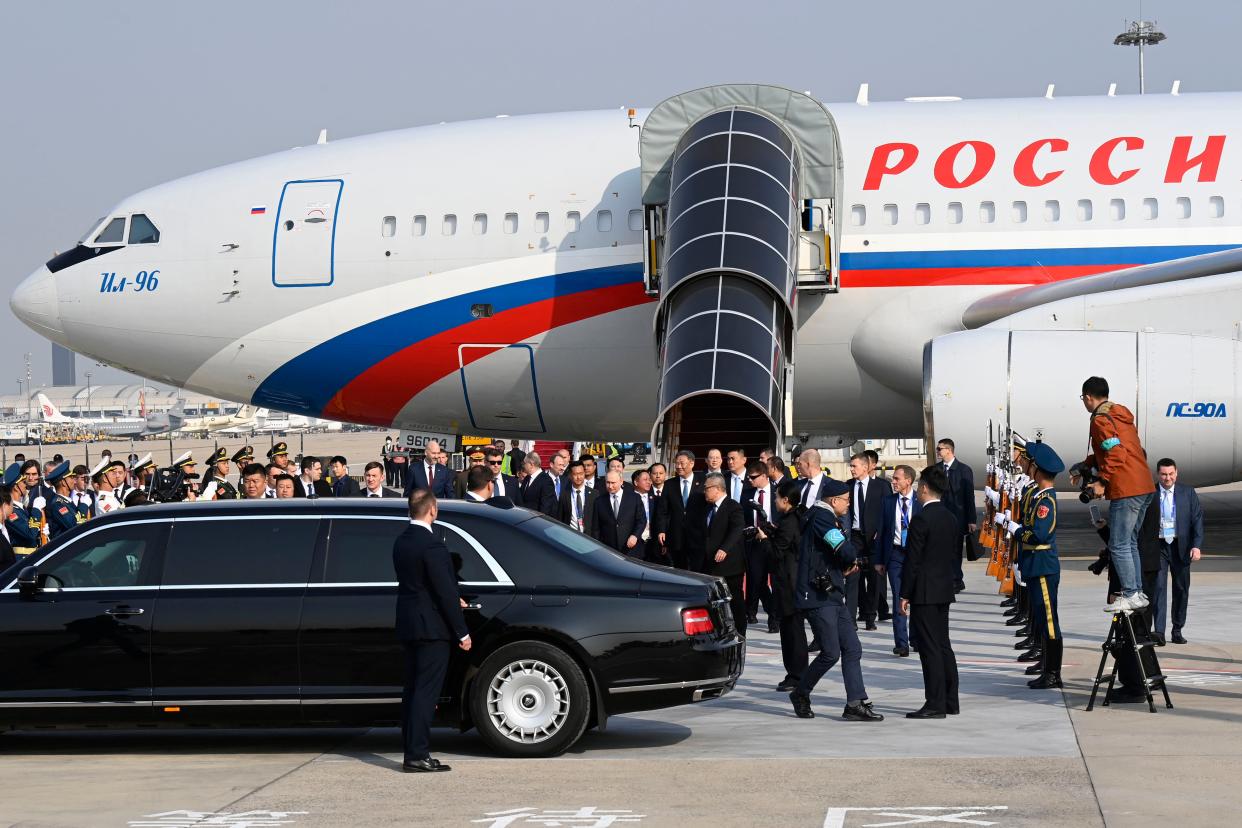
[0,499,743,757]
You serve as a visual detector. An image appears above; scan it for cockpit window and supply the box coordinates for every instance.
[94,217,126,245]
[128,213,160,245]
[78,217,106,245]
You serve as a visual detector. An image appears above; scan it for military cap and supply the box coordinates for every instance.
[45,460,72,484]
[131,453,155,473]
[90,457,125,480]
[231,445,255,464]
[3,463,21,486]
[172,451,197,469]
[206,446,230,465]
[267,442,289,459]
[1026,440,1065,475]
[468,448,486,460]
[820,477,851,499]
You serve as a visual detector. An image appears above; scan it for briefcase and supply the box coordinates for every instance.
[965,534,982,562]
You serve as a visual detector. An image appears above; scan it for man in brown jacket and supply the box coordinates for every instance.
[1077,376,1156,612]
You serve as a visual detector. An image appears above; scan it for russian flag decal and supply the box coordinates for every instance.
[251,206,266,215]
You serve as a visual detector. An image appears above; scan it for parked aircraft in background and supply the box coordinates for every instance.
[177,404,264,436]
[36,393,184,439]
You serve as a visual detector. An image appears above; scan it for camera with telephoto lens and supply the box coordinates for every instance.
[742,506,778,540]
[1070,461,1102,504]
[146,466,189,503]
[1088,549,1110,576]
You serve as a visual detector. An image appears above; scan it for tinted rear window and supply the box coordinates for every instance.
[323,518,499,584]
[163,518,318,586]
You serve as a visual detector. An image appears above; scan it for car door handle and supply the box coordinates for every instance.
[105,607,144,617]
[463,602,483,611]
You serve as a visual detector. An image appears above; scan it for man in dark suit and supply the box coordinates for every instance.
[740,460,775,630]
[359,462,390,497]
[900,465,961,718]
[405,440,454,500]
[847,452,892,630]
[1152,458,1205,645]
[936,438,976,592]
[877,465,921,657]
[591,471,646,555]
[518,452,559,517]
[0,484,17,571]
[664,450,705,570]
[483,447,518,500]
[702,472,747,637]
[293,456,333,499]
[795,448,833,510]
[454,450,486,498]
[560,461,600,534]
[505,440,526,477]
[392,490,471,772]
[329,456,361,498]
[631,468,666,563]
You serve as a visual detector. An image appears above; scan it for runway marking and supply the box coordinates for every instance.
[128,811,307,827]
[823,806,1009,828]
[472,806,645,826]
[1162,670,1242,686]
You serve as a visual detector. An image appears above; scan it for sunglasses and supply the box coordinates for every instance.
[747,473,764,480]
[487,460,502,466]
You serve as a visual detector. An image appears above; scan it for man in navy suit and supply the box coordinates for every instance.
[592,470,647,555]
[392,490,471,773]
[484,447,518,501]
[796,449,835,510]
[877,465,921,657]
[405,439,454,500]
[936,438,976,592]
[518,452,559,517]
[1152,458,1205,645]
[664,450,705,570]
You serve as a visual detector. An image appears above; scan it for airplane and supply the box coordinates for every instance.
[13,82,1242,487]
[177,404,265,436]
[35,392,184,438]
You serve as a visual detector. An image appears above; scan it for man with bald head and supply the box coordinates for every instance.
[591,470,646,555]
[798,448,833,510]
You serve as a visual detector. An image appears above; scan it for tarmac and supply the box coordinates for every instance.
[1,487,1240,827]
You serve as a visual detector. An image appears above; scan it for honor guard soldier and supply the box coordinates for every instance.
[44,461,79,541]
[91,457,128,515]
[3,464,40,556]
[998,440,1064,689]
[71,465,94,523]
[232,445,255,486]
[131,454,156,492]
[267,442,292,474]
[201,447,239,500]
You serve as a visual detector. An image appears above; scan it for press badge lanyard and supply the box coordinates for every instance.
[1161,488,1176,542]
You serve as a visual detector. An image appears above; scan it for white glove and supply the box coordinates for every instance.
[993,510,1008,528]
[984,486,999,507]
[1008,523,1022,537]
[32,496,46,510]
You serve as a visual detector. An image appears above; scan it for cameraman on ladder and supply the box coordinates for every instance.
[1075,376,1157,614]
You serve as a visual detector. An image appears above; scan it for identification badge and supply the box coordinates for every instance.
[1161,517,1175,541]
[900,529,908,547]
[824,528,846,549]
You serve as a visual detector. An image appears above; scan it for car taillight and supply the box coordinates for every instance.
[682,607,714,636]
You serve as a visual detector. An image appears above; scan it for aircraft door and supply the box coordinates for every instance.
[272,179,343,287]
[459,344,546,433]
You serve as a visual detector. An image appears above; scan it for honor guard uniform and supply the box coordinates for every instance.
[91,458,127,515]
[44,461,79,541]
[267,442,291,473]
[71,465,94,524]
[3,464,39,555]
[201,447,239,500]
[231,445,255,485]
[131,454,156,492]
[1011,440,1064,690]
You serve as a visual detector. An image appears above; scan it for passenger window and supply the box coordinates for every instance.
[850,205,866,226]
[437,523,498,582]
[947,202,963,224]
[39,523,165,588]
[323,519,404,583]
[443,214,457,235]
[1012,201,1028,223]
[128,214,160,244]
[914,203,930,225]
[412,215,427,236]
[597,210,613,232]
[566,211,581,232]
[503,212,519,234]
[163,518,318,586]
[1210,196,1224,218]
[1142,198,1158,220]
[1077,199,1094,221]
[381,216,396,237]
[980,201,996,224]
[628,209,643,231]
[535,212,550,233]
[1176,197,1192,219]
[1110,198,1126,221]
[94,217,126,246]
[1044,200,1060,222]
[473,213,488,235]
[882,204,897,225]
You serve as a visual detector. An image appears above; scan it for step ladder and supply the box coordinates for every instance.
[1086,609,1174,713]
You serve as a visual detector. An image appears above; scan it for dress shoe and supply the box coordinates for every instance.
[1017,648,1043,663]
[842,701,884,721]
[905,707,946,719]
[1172,631,1187,644]
[402,757,451,773]
[954,580,966,593]
[1000,596,1017,608]
[1024,662,1043,676]
[1003,606,1020,617]
[776,680,798,692]
[789,691,814,718]
[1014,637,1033,650]
[746,613,759,625]
[893,646,910,657]
[767,619,779,634]
[865,621,878,631]
[1027,672,1062,689]
[1151,632,1166,647]
[946,706,960,715]
[1005,614,1027,626]
[808,638,821,653]
[910,644,919,653]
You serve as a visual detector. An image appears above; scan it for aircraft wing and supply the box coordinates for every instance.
[963,246,1242,329]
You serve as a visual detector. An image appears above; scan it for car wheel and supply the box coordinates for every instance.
[470,641,590,757]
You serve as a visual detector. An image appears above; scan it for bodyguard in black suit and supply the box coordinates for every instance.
[935,438,976,590]
[665,451,705,570]
[900,466,961,718]
[559,461,600,535]
[740,460,775,628]
[392,490,471,772]
[631,469,665,563]
[484,448,518,501]
[847,453,892,628]
[405,441,455,500]
[0,485,16,571]
[702,473,747,637]
[591,472,647,555]
[518,453,560,518]
[876,465,922,656]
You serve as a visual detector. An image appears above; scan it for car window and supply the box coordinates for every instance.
[437,523,497,582]
[324,518,405,583]
[40,523,165,588]
[163,518,318,586]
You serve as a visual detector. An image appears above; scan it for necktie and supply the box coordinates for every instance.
[612,494,620,518]
[495,475,504,496]
[707,503,716,527]
[856,480,864,530]
[575,490,584,530]
[554,476,561,499]
[369,492,379,498]
[756,489,765,526]
[732,476,740,501]
[899,496,909,545]
[682,477,689,505]
[426,464,434,487]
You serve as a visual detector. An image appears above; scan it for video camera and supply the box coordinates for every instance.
[146,466,190,504]
[742,506,778,541]
[1069,461,1102,504]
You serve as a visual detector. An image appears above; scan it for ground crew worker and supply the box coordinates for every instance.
[999,440,1064,689]
[3,464,39,555]
[44,461,79,540]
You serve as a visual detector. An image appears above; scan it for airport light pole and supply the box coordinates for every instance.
[1114,19,1165,94]
[85,371,93,419]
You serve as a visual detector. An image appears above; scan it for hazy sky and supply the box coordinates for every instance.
[2,0,1237,390]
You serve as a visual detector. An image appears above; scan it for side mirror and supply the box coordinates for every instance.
[16,565,39,598]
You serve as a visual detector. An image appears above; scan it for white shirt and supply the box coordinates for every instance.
[893,491,912,546]
[638,491,651,540]
[411,518,434,531]
[365,487,384,498]
[678,474,695,503]
[751,484,772,525]
[493,474,506,497]
[466,491,487,502]
[852,477,870,528]
[803,472,824,508]
[570,487,587,530]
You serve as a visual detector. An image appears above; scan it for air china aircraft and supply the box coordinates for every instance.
[12,84,1242,486]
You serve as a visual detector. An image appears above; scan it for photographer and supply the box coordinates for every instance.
[767,478,809,691]
[1077,377,1157,613]
[788,477,883,722]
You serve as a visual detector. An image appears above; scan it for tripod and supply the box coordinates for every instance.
[1086,609,1173,713]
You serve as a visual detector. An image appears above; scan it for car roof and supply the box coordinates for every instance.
[77,497,539,527]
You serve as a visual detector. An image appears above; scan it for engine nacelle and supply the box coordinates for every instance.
[925,329,1242,488]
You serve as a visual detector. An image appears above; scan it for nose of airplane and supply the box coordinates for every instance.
[11,265,65,341]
